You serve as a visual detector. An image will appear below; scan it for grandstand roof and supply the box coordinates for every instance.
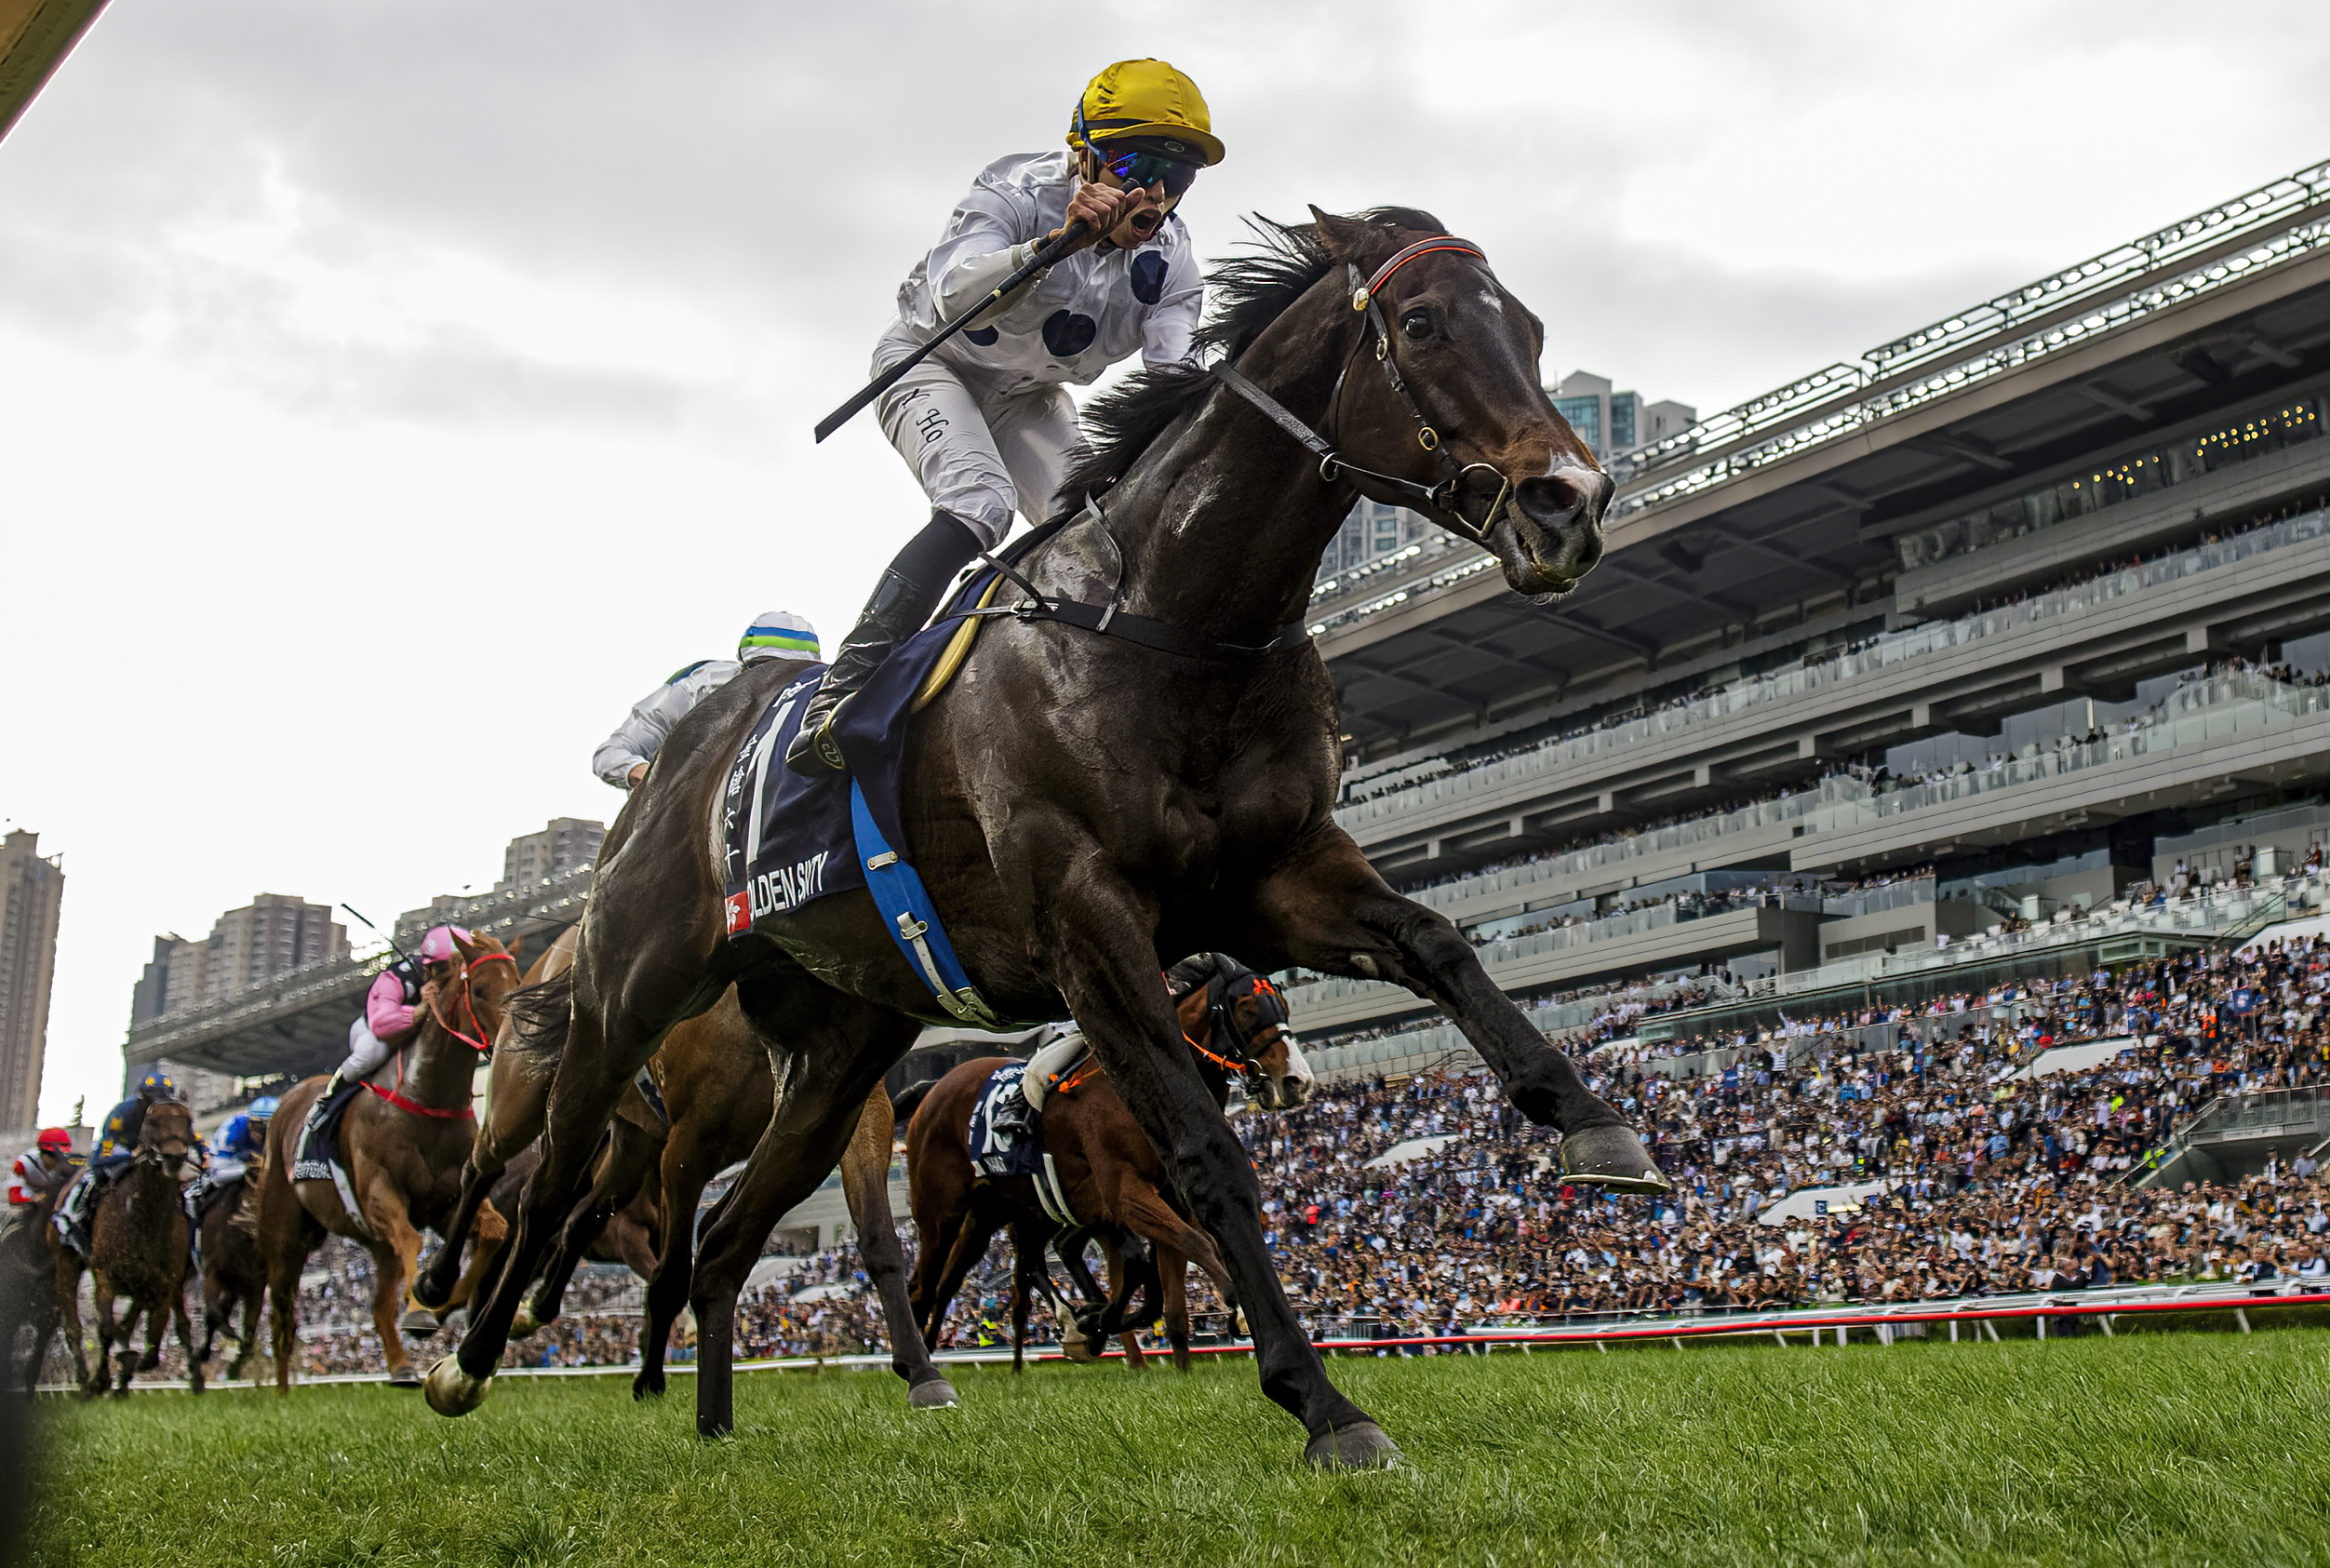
[1319,158,2330,757]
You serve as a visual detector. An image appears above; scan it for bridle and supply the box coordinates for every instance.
[1179,965,1294,1080]
[427,949,518,1058]
[1208,235,1515,543]
[368,948,517,1122]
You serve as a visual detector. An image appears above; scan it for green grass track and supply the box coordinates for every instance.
[29,1331,2330,1567]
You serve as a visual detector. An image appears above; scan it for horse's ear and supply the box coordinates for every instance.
[508,933,526,965]
[1308,206,1373,261]
[451,931,478,962]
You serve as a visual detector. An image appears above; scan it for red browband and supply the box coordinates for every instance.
[1354,237,1488,309]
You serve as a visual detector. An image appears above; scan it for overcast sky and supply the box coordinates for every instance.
[5,0,2325,1124]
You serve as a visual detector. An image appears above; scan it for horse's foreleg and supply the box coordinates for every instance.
[1038,876,1392,1467]
[690,1013,914,1439]
[413,1155,502,1313]
[1009,1231,1038,1374]
[1098,1238,1146,1370]
[231,1279,262,1382]
[173,1279,204,1394]
[1244,830,1663,1189]
[837,1086,957,1408]
[368,1201,428,1386]
[526,1117,661,1333]
[52,1256,91,1394]
[84,1270,121,1398]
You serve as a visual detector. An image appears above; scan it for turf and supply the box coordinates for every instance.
[27,1331,2330,1568]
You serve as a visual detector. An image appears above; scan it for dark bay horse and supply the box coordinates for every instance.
[430,208,1663,1467]
[67,1101,201,1396]
[194,1174,268,1382]
[901,954,1305,1372]
[258,932,520,1388]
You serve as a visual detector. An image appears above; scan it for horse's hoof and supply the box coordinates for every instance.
[386,1363,423,1388]
[398,1307,441,1337]
[1559,1124,1669,1194]
[1059,1333,1099,1364]
[422,1355,491,1416]
[631,1369,665,1401]
[1305,1420,1403,1470]
[510,1304,546,1338]
[906,1376,960,1410]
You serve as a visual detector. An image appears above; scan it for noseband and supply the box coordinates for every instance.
[1185,968,1292,1078]
[1208,234,1514,543]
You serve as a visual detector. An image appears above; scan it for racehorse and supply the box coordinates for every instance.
[63,1101,202,1396]
[193,1173,268,1382]
[617,986,951,1406]
[429,208,1662,1467]
[257,931,520,1388]
[898,954,1305,1372]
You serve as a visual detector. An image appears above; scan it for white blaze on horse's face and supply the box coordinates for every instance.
[1261,1031,1316,1109]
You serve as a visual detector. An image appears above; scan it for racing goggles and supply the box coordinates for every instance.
[1097,144,1200,200]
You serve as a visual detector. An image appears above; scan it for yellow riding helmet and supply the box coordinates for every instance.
[1067,59,1225,168]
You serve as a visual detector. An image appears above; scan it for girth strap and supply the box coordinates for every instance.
[1000,593,1309,661]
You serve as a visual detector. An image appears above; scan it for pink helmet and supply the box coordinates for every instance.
[418,925,475,964]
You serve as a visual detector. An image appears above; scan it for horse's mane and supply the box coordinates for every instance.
[1056,207,1445,506]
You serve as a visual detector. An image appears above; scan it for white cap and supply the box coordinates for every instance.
[738,610,820,663]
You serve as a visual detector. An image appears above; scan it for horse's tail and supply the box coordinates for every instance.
[502,970,576,1066]
[888,1076,939,1130]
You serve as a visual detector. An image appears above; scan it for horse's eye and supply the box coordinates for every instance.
[1400,310,1433,341]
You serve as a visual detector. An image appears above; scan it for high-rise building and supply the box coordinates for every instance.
[1548,370,1696,467]
[0,830,65,1130]
[128,895,348,1027]
[498,818,603,892]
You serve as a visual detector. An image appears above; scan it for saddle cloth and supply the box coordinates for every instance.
[720,570,1006,937]
[291,1084,369,1235]
[966,1061,1044,1181]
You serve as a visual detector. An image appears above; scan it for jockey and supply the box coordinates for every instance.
[592,610,823,790]
[6,1128,79,1216]
[787,58,1223,774]
[306,925,472,1129]
[53,1071,185,1257]
[208,1094,278,1186]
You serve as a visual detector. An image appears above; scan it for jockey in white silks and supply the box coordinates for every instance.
[787,58,1225,774]
[592,610,822,790]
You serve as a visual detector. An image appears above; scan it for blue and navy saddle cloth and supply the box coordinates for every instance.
[719,570,1025,1030]
[966,1061,1043,1180]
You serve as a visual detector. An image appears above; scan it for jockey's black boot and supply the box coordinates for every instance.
[786,510,984,777]
[297,1070,344,1161]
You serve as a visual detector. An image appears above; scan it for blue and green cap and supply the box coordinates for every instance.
[739,610,820,664]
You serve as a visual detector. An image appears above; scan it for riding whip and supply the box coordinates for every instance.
[340,903,413,969]
[813,219,1090,443]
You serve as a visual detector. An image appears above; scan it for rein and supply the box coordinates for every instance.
[1209,235,1513,543]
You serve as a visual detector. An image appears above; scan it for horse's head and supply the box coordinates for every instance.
[1171,957,1315,1111]
[138,1102,197,1180]
[1309,208,1607,603]
[442,931,525,1057]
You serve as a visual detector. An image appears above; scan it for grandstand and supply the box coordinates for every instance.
[1292,156,2330,1076]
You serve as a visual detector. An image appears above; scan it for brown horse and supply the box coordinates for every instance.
[623,988,948,1406]
[257,932,520,1388]
[59,1102,201,1396]
[193,1173,268,1383]
[432,209,1660,1467]
[903,954,1304,1372]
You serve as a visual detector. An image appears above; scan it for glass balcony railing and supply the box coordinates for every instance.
[1335,504,2330,830]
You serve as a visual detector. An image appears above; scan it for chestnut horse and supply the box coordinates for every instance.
[901,954,1306,1372]
[257,932,520,1388]
[431,209,1661,1467]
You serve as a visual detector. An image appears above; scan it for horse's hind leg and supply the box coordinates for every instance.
[413,1154,503,1313]
[689,988,919,1439]
[1240,833,1659,1186]
[523,1118,661,1334]
[634,1125,719,1400]
[1158,1244,1193,1373]
[173,1281,204,1394]
[837,1085,956,1408]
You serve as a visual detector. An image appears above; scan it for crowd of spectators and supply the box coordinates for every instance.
[42,923,2330,1383]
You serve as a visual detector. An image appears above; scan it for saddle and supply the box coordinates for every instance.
[1021,1025,1094,1115]
[965,1057,1081,1226]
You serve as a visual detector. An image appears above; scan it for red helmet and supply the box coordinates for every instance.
[36,1128,72,1154]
